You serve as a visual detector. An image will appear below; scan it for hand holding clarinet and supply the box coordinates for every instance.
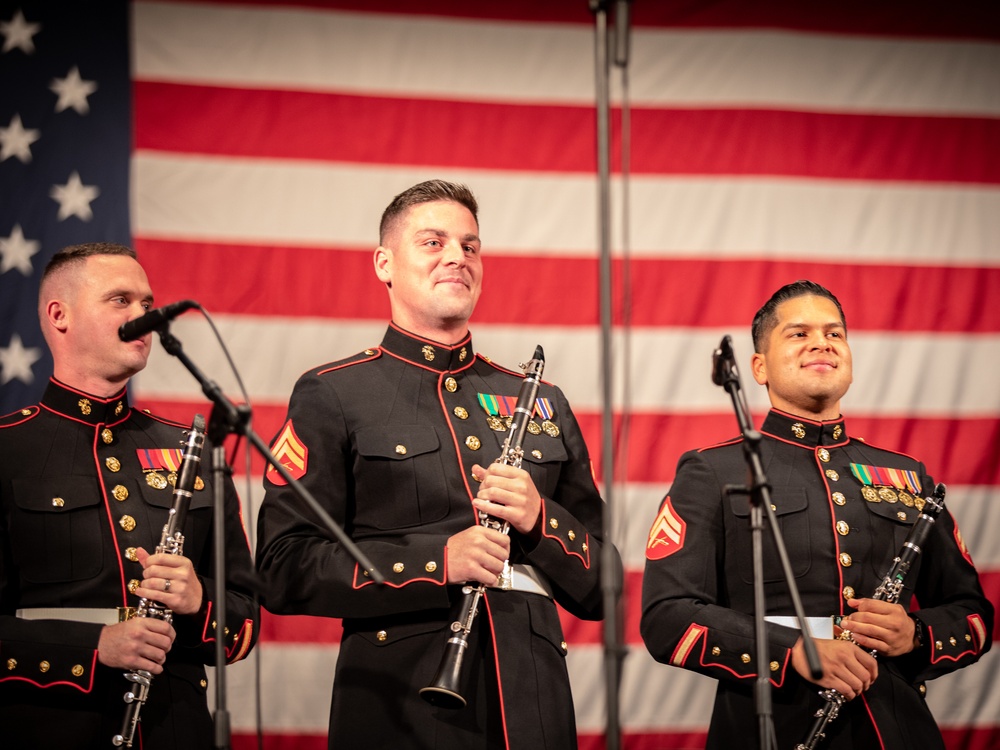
[420,345,545,708]
[794,483,946,750]
[112,414,207,747]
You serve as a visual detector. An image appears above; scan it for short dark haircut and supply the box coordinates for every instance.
[378,180,479,245]
[41,242,137,284]
[751,280,847,353]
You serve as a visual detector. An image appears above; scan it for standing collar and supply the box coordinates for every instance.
[761,408,848,447]
[41,378,131,425]
[379,323,474,372]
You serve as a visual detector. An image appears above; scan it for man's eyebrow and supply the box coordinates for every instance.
[779,320,844,332]
[414,228,481,244]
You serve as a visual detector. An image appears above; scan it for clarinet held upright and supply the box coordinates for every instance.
[112,415,206,748]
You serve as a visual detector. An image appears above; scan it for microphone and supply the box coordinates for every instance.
[712,334,735,386]
[119,300,198,342]
[613,0,633,67]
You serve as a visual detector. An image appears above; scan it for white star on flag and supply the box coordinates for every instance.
[50,171,100,221]
[50,66,98,115]
[0,9,41,54]
[0,224,40,276]
[0,113,40,163]
[0,334,42,385]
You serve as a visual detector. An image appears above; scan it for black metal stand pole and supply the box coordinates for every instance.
[712,335,823,750]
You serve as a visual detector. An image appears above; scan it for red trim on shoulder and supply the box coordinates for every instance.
[139,410,188,429]
[695,435,742,453]
[475,353,554,386]
[0,405,39,427]
[834,427,923,463]
[316,348,382,376]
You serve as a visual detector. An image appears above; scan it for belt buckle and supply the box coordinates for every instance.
[117,606,137,622]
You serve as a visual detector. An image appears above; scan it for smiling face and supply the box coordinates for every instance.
[750,294,853,421]
[374,199,483,343]
[43,254,155,395]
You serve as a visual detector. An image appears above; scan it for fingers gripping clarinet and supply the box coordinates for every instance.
[111,414,206,748]
[794,483,946,750]
[421,346,544,709]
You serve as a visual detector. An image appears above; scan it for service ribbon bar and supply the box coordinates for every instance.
[476,393,501,416]
[535,398,553,420]
[850,463,922,495]
[136,448,184,473]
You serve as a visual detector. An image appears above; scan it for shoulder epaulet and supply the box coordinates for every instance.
[139,409,188,429]
[0,404,39,428]
[316,347,382,376]
[696,435,743,453]
[476,352,519,376]
[477,353,553,384]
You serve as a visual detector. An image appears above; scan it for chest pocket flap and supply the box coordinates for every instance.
[355,425,440,460]
[10,476,103,582]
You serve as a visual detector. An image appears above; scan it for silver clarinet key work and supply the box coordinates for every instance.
[112,414,207,747]
[419,345,545,710]
[795,483,946,750]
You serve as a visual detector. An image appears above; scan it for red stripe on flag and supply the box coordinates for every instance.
[260,609,343,644]
[134,82,1000,184]
[135,238,1000,334]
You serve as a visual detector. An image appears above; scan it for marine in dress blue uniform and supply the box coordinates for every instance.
[256,181,619,749]
[0,243,259,749]
[640,282,992,750]
[0,382,259,748]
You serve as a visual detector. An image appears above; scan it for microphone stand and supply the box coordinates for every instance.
[589,2,631,748]
[712,335,822,750]
[154,324,384,749]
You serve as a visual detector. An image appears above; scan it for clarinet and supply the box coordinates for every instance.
[419,345,545,709]
[795,482,946,750]
[112,414,207,747]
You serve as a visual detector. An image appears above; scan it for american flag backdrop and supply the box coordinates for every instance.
[1,1,998,748]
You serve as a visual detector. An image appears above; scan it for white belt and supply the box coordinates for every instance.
[16,607,135,625]
[487,564,553,598]
[765,615,834,640]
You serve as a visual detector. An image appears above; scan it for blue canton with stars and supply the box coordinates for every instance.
[0,1,130,414]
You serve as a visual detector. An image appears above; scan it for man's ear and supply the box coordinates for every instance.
[750,351,768,386]
[46,299,69,334]
[374,246,391,284]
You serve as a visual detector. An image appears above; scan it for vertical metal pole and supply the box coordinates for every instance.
[590,3,623,749]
